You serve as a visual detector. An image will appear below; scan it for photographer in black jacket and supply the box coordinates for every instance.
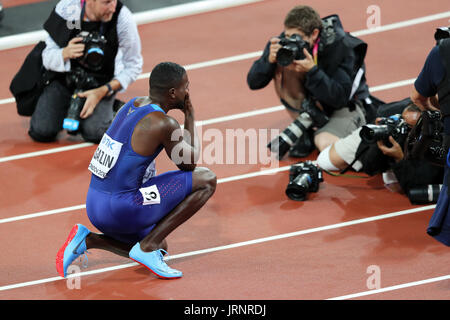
[27,0,142,143]
[247,5,376,158]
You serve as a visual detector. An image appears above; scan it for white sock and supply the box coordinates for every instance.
[316,145,339,171]
[382,170,399,185]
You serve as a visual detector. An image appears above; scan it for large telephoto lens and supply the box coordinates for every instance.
[408,184,442,204]
[359,124,389,143]
[286,173,311,201]
[268,112,313,159]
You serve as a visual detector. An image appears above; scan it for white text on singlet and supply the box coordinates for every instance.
[88,133,123,179]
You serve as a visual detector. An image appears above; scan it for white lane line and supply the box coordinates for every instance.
[327,274,450,300]
[370,78,416,93]
[0,142,95,163]
[0,205,86,224]
[0,75,418,164]
[0,0,265,51]
[351,11,450,37]
[0,204,436,292]
[0,165,291,225]
[0,97,15,105]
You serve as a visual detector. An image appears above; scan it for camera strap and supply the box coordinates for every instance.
[335,144,371,177]
[312,38,320,65]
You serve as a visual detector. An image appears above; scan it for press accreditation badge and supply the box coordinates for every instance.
[139,185,161,205]
[88,133,123,179]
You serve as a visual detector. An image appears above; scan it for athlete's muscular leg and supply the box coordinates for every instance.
[139,167,217,252]
[85,234,134,258]
[84,234,168,258]
[84,233,169,258]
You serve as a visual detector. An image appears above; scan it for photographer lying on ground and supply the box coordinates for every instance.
[247,5,379,159]
[316,98,444,203]
[15,0,142,143]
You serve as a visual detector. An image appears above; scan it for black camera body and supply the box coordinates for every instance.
[276,34,310,66]
[77,31,107,71]
[62,30,106,134]
[435,26,450,43]
[286,161,323,201]
[359,114,409,146]
[268,98,329,159]
[405,110,445,166]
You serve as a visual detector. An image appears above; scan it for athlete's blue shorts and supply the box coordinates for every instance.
[86,170,193,244]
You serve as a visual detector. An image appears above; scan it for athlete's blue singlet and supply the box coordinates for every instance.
[85,98,192,244]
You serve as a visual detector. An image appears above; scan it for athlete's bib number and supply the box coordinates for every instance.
[88,133,123,179]
[139,185,161,205]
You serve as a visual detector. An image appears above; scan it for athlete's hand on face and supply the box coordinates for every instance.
[183,92,194,115]
[62,37,85,61]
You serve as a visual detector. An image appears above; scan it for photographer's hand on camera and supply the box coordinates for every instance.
[268,37,281,64]
[290,48,316,73]
[376,136,404,162]
[62,37,85,61]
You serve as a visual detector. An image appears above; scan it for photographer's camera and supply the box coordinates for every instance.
[62,31,106,134]
[62,68,100,134]
[359,114,409,146]
[408,184,442,204]
[286,161,323,201]
[77,31,107,71]
[276,34,310,66]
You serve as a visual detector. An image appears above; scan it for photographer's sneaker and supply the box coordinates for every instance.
[56,224,90,278]
[129,243,182,279]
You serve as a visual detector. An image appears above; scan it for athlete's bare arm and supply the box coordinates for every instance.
[131,95,199,171]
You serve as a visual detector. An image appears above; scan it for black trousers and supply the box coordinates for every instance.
[29,80,115,143]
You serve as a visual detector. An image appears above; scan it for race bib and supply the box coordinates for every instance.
[139,184,161,205]
[88,133,123,179]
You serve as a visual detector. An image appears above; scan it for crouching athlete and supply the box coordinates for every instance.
[56,62,217,279]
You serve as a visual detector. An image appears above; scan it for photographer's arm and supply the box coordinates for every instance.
[77,79,122,119]
[247,40,278,90]
[42,36,79,72]
[411,88,440,112]
[376,136,404,162]
[411,45,444,112]
[114,6,143,91]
